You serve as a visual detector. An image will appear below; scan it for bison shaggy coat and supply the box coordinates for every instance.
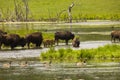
[25,32,43,48]
[1,34,26,49]
[0,30,7,49]
[43,39,55,47]
[72,37,80,47]
[111,30,120,42]
[54,31,75,45]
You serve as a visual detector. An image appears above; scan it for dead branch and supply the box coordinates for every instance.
[68,2,74,23]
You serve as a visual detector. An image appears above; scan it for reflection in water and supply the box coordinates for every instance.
[0,61,120,80]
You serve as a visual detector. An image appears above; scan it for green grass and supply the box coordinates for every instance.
[0,0,119,21]
[78,34,110,41]
[40,44,120,62]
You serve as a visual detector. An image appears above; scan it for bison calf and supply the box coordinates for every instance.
[72,37,80,47]
[43,39,55,47]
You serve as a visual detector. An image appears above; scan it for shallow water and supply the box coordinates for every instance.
[0,22,120,80]
[0,41,111,59]
[0,61,120,80]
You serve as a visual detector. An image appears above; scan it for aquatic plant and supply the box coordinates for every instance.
[40,44,120,62]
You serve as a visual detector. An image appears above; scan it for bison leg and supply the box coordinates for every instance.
[113,38,116,43]
[45,43,47,47]
[27,42,30,49]
[55,40,59,45]
[38,44,40,47]
[10,45,14,50]
[65,40,68,45]
[119,37,120,42]
[36,44,39,48]
[43,42,46,47]
[0,42,2,49]
[50,41,53,47]
[43,41,46,47]
[111,36,113,42]
[36,43,41,48]
[77,41,80,47]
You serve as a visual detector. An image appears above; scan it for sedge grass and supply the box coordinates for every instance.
[40,44,120,62]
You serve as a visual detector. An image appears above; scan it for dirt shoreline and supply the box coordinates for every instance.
[0,41,111,60]
[0,20,120,25]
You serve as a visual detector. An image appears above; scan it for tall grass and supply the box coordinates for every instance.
[0,0,119,21]
[40,44,120,62]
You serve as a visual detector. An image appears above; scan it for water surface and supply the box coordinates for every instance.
[0,22,120,80]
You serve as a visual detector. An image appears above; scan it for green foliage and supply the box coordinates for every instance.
[40,44,120,62]
[0,0,119,21]
[42,32,54,39]
[95,44,120,59]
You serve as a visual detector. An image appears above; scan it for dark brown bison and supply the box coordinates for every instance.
[72,37,80,47]
[43,39,55,47]
[1,34,26,49]
[0,34,4,49]
[54,31,75,45]
[25,32,43,48]
[111,30,120,42]
[0,30,7,49]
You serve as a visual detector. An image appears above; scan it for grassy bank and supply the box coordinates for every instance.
[40,44,120,62]
[0,0,120,21]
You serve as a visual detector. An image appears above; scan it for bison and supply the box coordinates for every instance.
[43,39,55,47]
[111,30,120,42]
[54,31,75,45]
[1,34,26,49]
[0,30,7,49]
[72,37,80,47]
[25,32,43,48]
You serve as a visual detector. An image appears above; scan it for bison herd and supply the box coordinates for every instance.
[0,30,80,50]
[0,29,119,50]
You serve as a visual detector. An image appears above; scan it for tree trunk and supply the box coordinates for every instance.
[68,2,74,23]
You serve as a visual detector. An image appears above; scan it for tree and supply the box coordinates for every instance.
[14,0,24,21]
[22,0,29,21]
[14,0,30,21]
[68,2,74,23]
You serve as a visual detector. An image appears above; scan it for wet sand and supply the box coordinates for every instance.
[0,41,111,59]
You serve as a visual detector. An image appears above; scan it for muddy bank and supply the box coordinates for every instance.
[1,20,120,25]
[0,41,111,59]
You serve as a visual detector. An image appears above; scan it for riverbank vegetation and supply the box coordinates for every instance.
[0,0,119,22]
[40,44,120,62]
[2,23,119,41]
